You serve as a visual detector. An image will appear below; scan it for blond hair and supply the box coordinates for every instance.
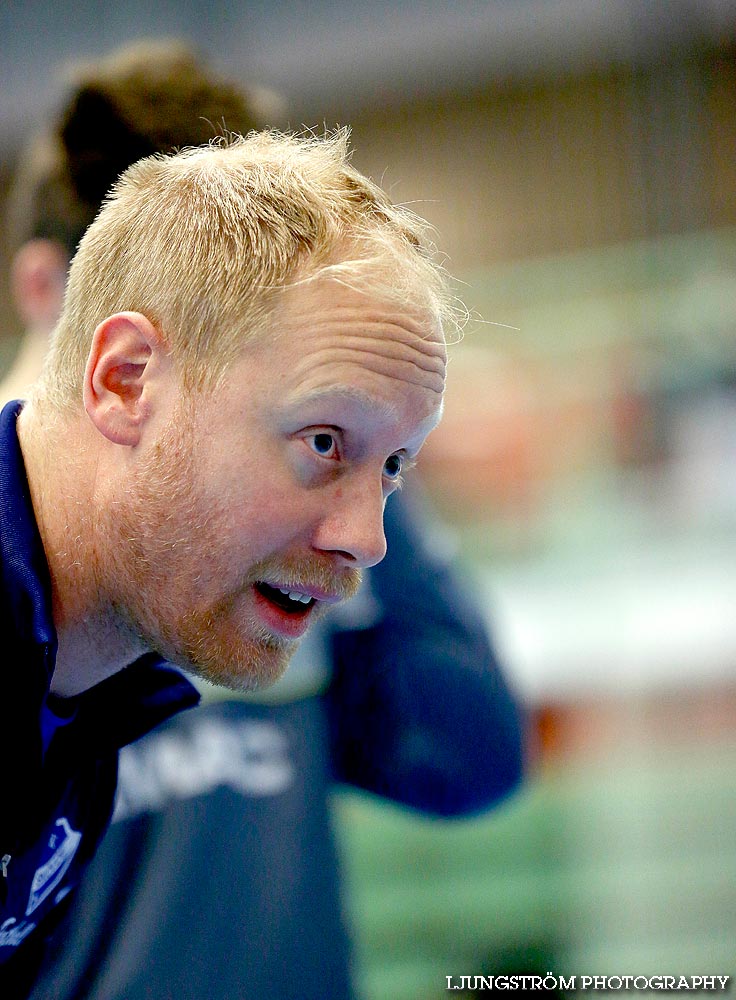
[38,129,457,409]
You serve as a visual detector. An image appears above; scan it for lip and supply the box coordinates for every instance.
[251,584,321,640]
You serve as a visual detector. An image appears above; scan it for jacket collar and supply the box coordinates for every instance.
[0,400,57,658]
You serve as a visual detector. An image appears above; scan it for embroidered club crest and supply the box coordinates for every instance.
[26,817,81,916]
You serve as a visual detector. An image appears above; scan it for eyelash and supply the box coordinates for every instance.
[304,432,407,489]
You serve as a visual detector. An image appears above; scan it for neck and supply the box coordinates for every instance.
[17,401,147,697]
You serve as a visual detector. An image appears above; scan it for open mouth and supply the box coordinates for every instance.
[255,582,316,615]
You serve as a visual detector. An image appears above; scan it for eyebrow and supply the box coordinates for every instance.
[285,386,400,422]
[284,385,443,460]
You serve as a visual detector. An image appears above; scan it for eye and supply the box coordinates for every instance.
[383,453,404,481]
[307,432,339,459]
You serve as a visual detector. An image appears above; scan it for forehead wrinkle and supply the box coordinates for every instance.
[291,305,444,342]
[293,346,446,394]
[299,332,446,379]
[330,333,447,374]
[282,309,446,360]
[344,313,447,358]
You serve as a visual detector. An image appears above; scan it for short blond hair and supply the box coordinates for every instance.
[40,129,457,409]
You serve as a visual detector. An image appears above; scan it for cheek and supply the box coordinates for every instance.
[200,439,319,556]
[220,485,311,559]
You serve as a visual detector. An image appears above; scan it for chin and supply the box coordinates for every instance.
[136,591,306,692]
[172,632,299,693]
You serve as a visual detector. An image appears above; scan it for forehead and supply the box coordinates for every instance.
[270,277,446,392]
[243,276,447,451]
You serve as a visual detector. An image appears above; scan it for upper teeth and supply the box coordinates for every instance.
[277,587,312,604]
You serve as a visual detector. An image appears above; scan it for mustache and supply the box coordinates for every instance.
[246,554,362,602]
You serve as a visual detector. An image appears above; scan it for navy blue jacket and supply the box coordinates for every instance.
[0,402,199,997]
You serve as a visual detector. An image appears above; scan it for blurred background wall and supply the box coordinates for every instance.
[2,2,734,996]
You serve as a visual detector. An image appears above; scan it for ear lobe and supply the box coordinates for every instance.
[83,312,164,446]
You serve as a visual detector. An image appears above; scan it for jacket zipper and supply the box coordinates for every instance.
[0,854,9,906]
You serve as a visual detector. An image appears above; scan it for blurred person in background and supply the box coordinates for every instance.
[3,41,524,1000]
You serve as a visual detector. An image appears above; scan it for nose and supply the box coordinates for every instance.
[311,479,387,569]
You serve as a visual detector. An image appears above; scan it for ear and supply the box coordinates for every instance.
[83,312,168,446]
[10,239,68,331]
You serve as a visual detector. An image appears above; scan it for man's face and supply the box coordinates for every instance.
[107,277,446,690]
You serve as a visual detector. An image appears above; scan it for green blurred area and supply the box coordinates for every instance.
[335,742,736,1000]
